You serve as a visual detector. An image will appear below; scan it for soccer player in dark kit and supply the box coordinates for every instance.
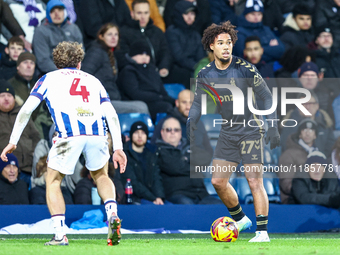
[187,21,280,242]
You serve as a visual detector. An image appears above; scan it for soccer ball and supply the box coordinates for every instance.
[210,216,239,242]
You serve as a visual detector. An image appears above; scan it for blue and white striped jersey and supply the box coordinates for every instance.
[31,68,110,138]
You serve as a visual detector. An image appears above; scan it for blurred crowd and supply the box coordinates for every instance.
[0,0,340,208]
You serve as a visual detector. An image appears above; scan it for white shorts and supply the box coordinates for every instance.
[48,135,110,175]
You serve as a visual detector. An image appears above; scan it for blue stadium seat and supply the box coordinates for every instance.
[155,112,167,125]
[118,113,154,138]
[332,94,340,130]
[334,130,340,139]
[163,83,186,99]
[199,114,221,150]
[231,176,280,204]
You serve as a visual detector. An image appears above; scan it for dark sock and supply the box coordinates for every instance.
[256,215,268,231]
[228,203,246,221]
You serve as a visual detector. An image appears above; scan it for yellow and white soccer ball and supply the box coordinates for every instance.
[210,216,239,242]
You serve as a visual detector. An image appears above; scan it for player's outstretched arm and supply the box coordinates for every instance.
[0,144,17,162]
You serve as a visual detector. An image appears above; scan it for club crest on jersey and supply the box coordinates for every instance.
[76,107,94,117]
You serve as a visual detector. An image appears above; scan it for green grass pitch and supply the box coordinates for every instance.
[1,233,339,255]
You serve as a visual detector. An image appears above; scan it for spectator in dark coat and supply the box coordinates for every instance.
[243,36,275,79]
[313,25,340,79]
[163,0,211,36]
[116,0,171,77]
[121,121,165,204]
[313,0,340,48]
[312,25,340,100]
[208,0,238,27]
[243,36,276,110]
[75,0,131,48]
[0,36,24,80]
[291,151,340,208]
[297,62,332,114]
[276,0,315,15]
[0,153,29,204]
[0,81,40,184]
[164,1,206,88]
[280,92,335,158]
[233,0,285,62]
[156,117,221,204]
[223,0,284,33]
[7,52,52,139]
[81,23,149,114]
[280,3,314,50]
[151,90,213,167]
[278,119,319,204]
[117,40,175,121]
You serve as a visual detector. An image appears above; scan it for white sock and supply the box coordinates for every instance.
[104,199,117,220]
[51,214,65,240]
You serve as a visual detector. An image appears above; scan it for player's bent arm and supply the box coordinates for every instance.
[9,96,41,145]
[101,101,123,151]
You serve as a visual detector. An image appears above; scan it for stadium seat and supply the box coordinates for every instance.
[334,130,340,139]
[155,112,167,125]
[231,176,280,204]
[199,114,221,150]
[163,83,186,99]
[204,173,236,197]
[332,94,340,130]
[118,113,154,138]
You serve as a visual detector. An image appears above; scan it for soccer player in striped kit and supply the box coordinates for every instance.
[0,41,127,246]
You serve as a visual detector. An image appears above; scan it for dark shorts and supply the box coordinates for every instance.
[213,132,264,165]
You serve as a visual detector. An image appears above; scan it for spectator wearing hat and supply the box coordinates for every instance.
[7,52,37,104]
[164,1,206,89]
[314,0,340,48]
[278,119,319,204]
[8,51,52,139]
[0,80,40,185]
[32,0,83,75]
[280,91,335,158]
[291,151,340,208]
[234,0,285,63]
[280,3,314,50]
[163,0,211,36]
[116,0,171,77]
[120,121,165,204]
[297,61,332,114]
[313,26,340,89]
[0,153,29,204]
[0,36,25,80]
[117,40,175,121]
[213,0,284,33]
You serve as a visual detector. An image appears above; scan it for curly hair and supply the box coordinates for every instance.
[202,21,238,52]
[53,41,84,69]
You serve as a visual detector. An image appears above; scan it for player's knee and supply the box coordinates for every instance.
[247,178,263,191]
[211,177,227,190]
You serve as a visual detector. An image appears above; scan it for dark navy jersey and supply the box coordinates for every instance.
[189,56,277,137]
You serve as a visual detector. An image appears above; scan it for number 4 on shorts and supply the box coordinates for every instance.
[70,78,90,102]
